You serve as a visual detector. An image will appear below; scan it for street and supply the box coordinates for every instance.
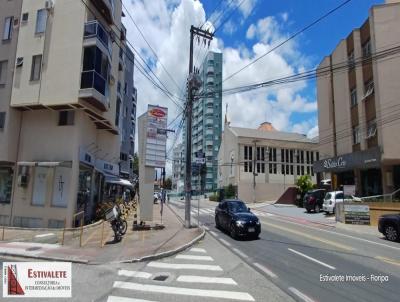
[168,198,400,302]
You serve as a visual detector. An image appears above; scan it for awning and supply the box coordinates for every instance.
[17,161,72,167]
[105,176,133,188]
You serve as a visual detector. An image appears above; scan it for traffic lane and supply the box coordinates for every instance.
[210,220,399,302]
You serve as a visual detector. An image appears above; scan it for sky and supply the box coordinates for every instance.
[121,0,384,172]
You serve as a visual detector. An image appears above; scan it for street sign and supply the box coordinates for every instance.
[194,158,206,164]
[145,105,168,167]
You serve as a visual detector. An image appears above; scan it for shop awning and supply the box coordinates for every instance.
[105,176,133,188]
[17,161,72,167]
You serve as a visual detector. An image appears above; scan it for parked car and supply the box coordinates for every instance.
[323,191,344,214]
[303,189,326,213]
[215,199,261,239]
[378,213,400,242]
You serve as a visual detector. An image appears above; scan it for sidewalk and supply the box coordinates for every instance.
[0,204,204,264]
[335,221,381,237]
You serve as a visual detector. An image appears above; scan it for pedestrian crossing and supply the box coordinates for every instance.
[191,208,215,216]
[106,247,255,302]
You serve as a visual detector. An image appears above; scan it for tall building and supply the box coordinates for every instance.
[314,0,400,196]
[191,51,223,191]
[0,0,132,227]
[218,122,318,202]
[172,143,184,192]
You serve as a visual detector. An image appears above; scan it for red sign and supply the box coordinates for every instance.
[149,108,166,118]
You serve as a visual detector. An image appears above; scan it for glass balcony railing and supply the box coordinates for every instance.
[81,70,107,96]
[84,21,112,56]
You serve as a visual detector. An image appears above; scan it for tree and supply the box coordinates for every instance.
[295,175,313,207]
[224,184,235,198]
[132,153,139,176]
[164,177,172,190]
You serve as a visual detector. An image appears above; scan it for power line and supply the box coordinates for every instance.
[222,0,353,83]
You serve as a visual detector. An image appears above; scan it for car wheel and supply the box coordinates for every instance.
[384,225,399,242]
[315,204,321,213]
[230,223,237,240]
[306,208,311,213]
[332,206,336,215]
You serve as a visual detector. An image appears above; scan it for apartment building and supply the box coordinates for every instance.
[172,143,184,192]
[0,0,132,227]
[191,51,223,191]
[314,0,400,196]
[218,122,318,202]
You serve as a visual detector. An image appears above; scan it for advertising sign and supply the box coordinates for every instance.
[145,105,168,167]
[2,262,71,298]
[344,204,370,225]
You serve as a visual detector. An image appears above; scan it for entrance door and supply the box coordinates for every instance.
[393,165,400,190]
[361,168,382,196]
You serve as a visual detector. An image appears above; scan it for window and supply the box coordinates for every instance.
[350,88,357,107]
[16,57,23,67]
[30,55,42,81]
[58,111,75,126]
[362,39,371,58]
[22,13,29,23]
[0,112,5,130]
[0,60,7,85]
[348,51,355,69]
[353,126,360,144]
[244,145,252,173]
[2,17,13,40]
[115,98,121,127]
[35,9,47,34]
[120,153,128,161]
[366,120,377,138]
[0,167,14,204]
[364,80,374,99]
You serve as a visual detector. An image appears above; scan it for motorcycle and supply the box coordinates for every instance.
[107,205,128,242]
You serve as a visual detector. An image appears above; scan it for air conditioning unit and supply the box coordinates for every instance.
[18,174,29,187]
[45,0,54,10]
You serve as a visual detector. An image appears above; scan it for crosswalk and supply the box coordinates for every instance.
[189,208,274,218]
[106,247,255,302]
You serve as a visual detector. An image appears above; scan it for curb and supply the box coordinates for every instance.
[0,251,89,264]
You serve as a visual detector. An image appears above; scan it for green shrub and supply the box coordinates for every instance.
[209,191,219,202]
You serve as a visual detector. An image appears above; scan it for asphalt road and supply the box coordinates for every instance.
[169,198,400,302]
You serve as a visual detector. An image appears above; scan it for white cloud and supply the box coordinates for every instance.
[223,20,237,35]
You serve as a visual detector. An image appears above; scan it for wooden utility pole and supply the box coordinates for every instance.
[184,25,213,228]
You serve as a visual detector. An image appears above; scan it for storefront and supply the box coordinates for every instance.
[314,147,382,196]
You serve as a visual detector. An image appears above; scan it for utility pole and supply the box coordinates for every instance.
[184,25,213,228]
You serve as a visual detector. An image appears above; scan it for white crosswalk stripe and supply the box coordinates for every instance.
[107,247,255,302]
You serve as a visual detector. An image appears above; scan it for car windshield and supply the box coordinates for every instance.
[325,193,331,200]
[228,201,248,213]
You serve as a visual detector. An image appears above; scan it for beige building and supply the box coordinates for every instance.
[218,122,318,202]
[314,0,400,196]
[0,0,128,227]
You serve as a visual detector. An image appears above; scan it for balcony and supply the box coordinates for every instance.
[79,70,109,111]
[207,66,214,75]
[90,0,115,24]
[83,21,112,58]
[206,108,213,114]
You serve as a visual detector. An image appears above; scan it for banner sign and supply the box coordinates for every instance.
[3,262,72,298]
[344,204,370,225]
[145,105,168,167]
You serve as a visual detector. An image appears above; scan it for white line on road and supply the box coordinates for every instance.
[253,263,277,279]
[190,247,207,253]
[113,281,255,301]
[233,248,248,259]
[147,262,223,271]
[176,255,214,261]
[34,233,55,238]
[203,226,210,231]
[288,287,316,302]
[288,248,336,270]
[107,296,156,302]
[219,238,232,247]
[209,231,219,237]
[177,275,237,285]
[118,270,152,279]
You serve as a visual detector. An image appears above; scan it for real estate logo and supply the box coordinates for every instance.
[2,262,71,298]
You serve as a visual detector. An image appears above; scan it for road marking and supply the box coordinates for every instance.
[107,296,156,302]
[203,226,210,231]
[288,248,336,270]
[253,263,277,278]
[219,238,232,247]
[375,256,400,266]
[176,255,214,261]
[288,287,316,302]
[113,281,255,301]
[233,248,248,259]
[265,215,400,251]
[190,247,207,253]
[209,231,219,237]
[147,262,223,271]
[118,270,152,279]
[261,221,354,251]
[34,233,55,238]
[177,275,237,285]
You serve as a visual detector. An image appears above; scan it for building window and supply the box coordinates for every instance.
[0,112,5,130]
[363,80,374,99]
[22,13,29,23]
[0,60,7,85]
[2,17,13,40]
[35,9,47,34]
[81,46,110,96]
[366,120,377,139]
[115,98,121,127]
[120,153,128,161]
[30,55,42,81]
[244,145,252,173]
[350,88,357,107]
[362,39,371,58]
[0,167,13,204]
[353,126,360,144]
[58,111,74,126]
[348,51,355,69]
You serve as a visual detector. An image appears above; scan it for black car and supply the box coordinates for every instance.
[378,213,400,242]
[215,199,261,239]
[303,189,326,213]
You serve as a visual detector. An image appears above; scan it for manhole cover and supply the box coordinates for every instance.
[26,247,42,251]
[153,274,169,281]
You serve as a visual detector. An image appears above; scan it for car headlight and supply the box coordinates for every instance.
[235,220,246,227]
[256,220,260,225]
